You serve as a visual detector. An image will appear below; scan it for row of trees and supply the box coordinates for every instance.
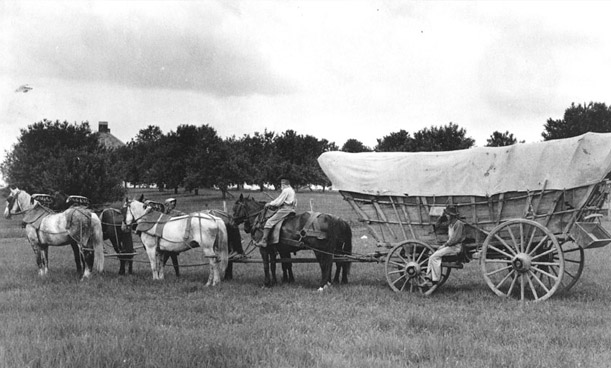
[2,102,610,204]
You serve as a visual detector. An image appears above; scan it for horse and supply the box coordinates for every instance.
[4,187,104,279]
[138,196,244,280]
[231,194,352,290]
[100,208,135,275]
[122,198,228,286]
[52,191,135,276]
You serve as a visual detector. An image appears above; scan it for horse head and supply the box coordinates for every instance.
[4,187,32,219]
[122,197,151,229]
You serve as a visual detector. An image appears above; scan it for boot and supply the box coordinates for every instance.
[256,228,271,247]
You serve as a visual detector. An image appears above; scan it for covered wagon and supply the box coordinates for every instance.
[318,132,611,301]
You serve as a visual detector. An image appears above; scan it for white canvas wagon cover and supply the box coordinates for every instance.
[318,132,611,197]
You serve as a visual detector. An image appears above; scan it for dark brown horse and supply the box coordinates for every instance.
[231,194,352,289]
[100,208,134,275]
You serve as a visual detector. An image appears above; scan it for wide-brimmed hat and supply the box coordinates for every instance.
[443,205,459,217]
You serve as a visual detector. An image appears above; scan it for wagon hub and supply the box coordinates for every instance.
[511,253,532,273]
[404,261,421,278]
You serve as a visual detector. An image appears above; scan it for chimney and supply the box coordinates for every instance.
[99,121,110,133]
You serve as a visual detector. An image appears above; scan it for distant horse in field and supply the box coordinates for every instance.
[4,187,104,279]
[52,191,135,275]
[231,194,352,289]
[123,198,228,285]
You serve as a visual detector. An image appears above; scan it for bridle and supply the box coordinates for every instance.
[232,199,264,233]
[122,200,150,228]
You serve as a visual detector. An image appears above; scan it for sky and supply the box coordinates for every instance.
[2,0,611,184]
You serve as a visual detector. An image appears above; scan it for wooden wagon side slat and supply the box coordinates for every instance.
[389,196,409,241]
[399,197,416,239]
[373,200,396,241]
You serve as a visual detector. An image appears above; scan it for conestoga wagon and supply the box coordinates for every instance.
[318,132,611,302]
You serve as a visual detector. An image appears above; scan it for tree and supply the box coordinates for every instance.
[542,102,611,140]
[375,129,413,152]
[341,139,371,152]
[0,119,124,204]
[486,131,518,147]
[411,123,475,151]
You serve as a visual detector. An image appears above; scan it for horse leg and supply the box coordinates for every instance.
[81,245,95,281]
[127,257,133,275]
[260,247,272,287]
[224,261,233,281]
[145,245,160,280]
[171,253,180,277]
[70,241,83,276]
[333,263,341,284]
[315,252,333,290]
[270,250,278,286]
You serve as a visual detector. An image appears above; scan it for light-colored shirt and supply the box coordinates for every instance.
[268,186,296,208]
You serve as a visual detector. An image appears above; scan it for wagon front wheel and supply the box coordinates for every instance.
[481,219,564,302]
[385,240,449,295]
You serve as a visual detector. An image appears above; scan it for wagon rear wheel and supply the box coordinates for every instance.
[555,240,584,293]
[481,219,564,302]
[385,240,449,295]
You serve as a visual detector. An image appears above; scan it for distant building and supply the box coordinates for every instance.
[97,121,125,149]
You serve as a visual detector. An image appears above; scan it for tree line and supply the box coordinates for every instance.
[2,102,610,204]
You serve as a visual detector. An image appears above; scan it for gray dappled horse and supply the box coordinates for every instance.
[52,191,135,275]
[4,187,104,279]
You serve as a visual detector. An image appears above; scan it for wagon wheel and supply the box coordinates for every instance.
[481,219,564,302]
[554,240,584,293]
[385,240,450,295]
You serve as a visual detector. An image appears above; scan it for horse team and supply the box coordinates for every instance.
[4,187,352,289]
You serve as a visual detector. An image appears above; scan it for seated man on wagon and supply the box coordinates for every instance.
[422,205,466,287]
[256,178,296,247]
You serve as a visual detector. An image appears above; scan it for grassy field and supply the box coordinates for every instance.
[2,188,611,368]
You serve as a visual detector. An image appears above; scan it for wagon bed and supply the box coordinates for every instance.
[318,132,611,301]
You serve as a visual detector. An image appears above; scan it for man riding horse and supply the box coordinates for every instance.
[256,178,296,247]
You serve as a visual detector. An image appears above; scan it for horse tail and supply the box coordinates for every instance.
[214,217,229,278]
[89,213,105,273]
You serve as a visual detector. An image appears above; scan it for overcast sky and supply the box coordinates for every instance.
[2,0,611,183]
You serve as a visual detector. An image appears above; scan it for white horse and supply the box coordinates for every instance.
[4,187,104,279]
[123,198,228,286]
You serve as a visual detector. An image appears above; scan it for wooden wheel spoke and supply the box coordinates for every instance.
[530,265,560,280]
[415,250,427,263]
[487,243,515,259]
[493,234,518,256]
[526,273,539,299]
[526,235,549,257]
[520,275,526,300]
[531,248,557,261]
[486,264,512,277]
[528,270,551,295]
[563,258,582,264]
[494,268,515,290]
[507,226,519,253]
[562,247,583,254]
[391,273,408,287]
[563,269,577,280]
[485,259,513,264]
[387,260,407,269]
[506,271,518,296]
[387,269,406,276]
[531,261,561,266]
